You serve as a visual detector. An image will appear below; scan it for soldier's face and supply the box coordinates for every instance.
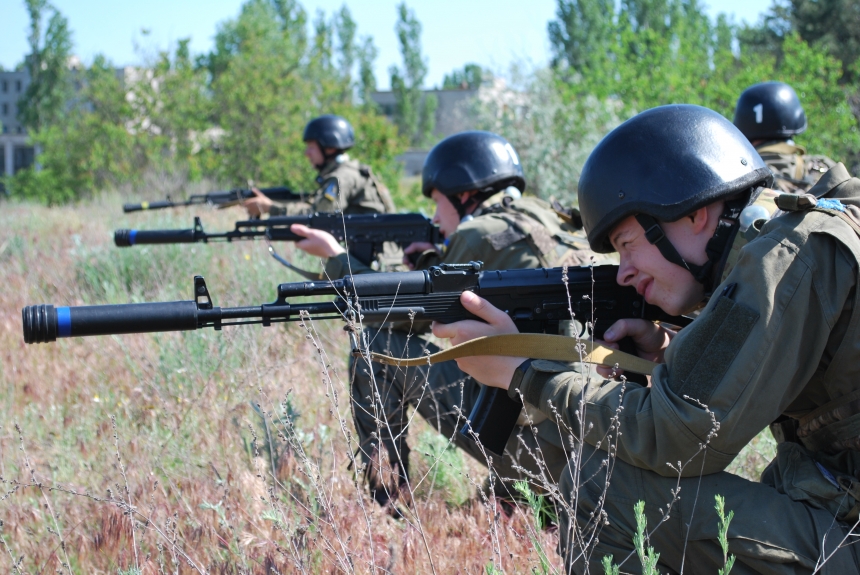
[430,190,463,238]
[610,214,710,316]
[304,141,324,167]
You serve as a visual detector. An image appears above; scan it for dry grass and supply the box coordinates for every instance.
[0,196,563,574]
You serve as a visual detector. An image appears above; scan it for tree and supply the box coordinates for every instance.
[18,0,74,132]
[335,6,357,94]
[389,3,436,148]
[207,0,406,190]
[547,0,616,76]
[740,0,860,83]
[442,64,488,90]
[357,36,378,106]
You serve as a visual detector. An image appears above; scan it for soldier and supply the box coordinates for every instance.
[436,105,860,572]
[290,130,600,512]
[244,114,395,217]
[734,81,836,193]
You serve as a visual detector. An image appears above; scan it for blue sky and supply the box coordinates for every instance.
[1,0,775,89]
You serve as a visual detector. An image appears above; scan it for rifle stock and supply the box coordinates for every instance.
[22,264,689,456]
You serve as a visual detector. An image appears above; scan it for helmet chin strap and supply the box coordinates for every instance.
[635,198,746,296]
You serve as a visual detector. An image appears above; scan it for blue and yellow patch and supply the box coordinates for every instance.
[323,180,338,203]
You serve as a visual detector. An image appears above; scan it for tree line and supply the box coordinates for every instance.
[4,0,439,205]
[474,0,860,204]
[4,0,860,206]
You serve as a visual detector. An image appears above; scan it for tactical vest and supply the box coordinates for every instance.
[756,141,835,194]
[480,197,604,268]
[312,158,396,214]
[769,193,860,453]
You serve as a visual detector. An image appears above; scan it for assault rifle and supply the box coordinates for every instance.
[21,263,689,456]
[122,186,305,213]
[114,212,444,275]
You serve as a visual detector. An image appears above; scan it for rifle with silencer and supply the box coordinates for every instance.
[21,263,690,456]
[114,212,444,279]
[122,186,306,213]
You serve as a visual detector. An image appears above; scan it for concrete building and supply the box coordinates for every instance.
[0,70,34,177]
[371,87,479,176]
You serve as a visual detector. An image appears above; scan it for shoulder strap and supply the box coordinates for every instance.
[359,163,396,213]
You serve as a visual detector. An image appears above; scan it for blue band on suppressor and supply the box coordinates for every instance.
[57,306,71,337]
[128,230,137,245]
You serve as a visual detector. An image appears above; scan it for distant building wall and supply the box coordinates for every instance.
[371,88,478,176]
[0,70,34,177]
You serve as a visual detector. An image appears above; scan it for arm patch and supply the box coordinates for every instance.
[668,293,759,405]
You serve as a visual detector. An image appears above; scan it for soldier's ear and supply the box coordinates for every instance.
[457,190,478,205]
[687,202,722,235]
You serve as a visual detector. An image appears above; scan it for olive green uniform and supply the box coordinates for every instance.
[270,155,395,216]
[325,196,603,501]
[756,141,836,194]
[511,164,860,573]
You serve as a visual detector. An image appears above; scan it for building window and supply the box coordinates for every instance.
[1,81,6,93]
[1,103,7,115]
[16,80,22,92]
[16,126,23,134]
[13,146,35,173]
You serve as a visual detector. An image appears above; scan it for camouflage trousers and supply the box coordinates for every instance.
[561,442,860,574]
[349,326,573,503]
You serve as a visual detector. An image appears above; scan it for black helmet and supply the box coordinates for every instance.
[422,131,525,198]
[733,82,808,141]
[303,115,355,150]
[578,105,772,292]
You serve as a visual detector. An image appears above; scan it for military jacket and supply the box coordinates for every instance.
[323,195,603,279]
[514,164,860,515]
[270,156,395,216]
[756,140,836,194]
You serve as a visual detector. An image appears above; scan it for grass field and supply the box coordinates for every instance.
[0,195,775,574]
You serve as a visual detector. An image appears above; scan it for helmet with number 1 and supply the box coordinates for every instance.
[303,115,355,151]
[578,105,772,292]
[733,82,808,141]
[422,131,525,198]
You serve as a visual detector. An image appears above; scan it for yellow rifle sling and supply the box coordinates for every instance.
[355,333,657,375]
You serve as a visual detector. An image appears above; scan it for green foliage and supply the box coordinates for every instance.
[601,555,620,575]
[415,431,470,506]
[8,0,407,205]
[389,177,434,215]
[512,480,554,574]
[442,64,489,90]
[633,500,660,575]
[18,0,74,132]
[741,0,860,83]
[715,494,736,575]
[488,0,860,204]
[357,35,379,106]
[9,56,138,204]
[389,3,437,148]
[777,33,860,162]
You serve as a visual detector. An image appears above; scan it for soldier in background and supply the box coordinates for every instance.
[289,130,603,514]
[244,114,395,217]
[733,81,836,193]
